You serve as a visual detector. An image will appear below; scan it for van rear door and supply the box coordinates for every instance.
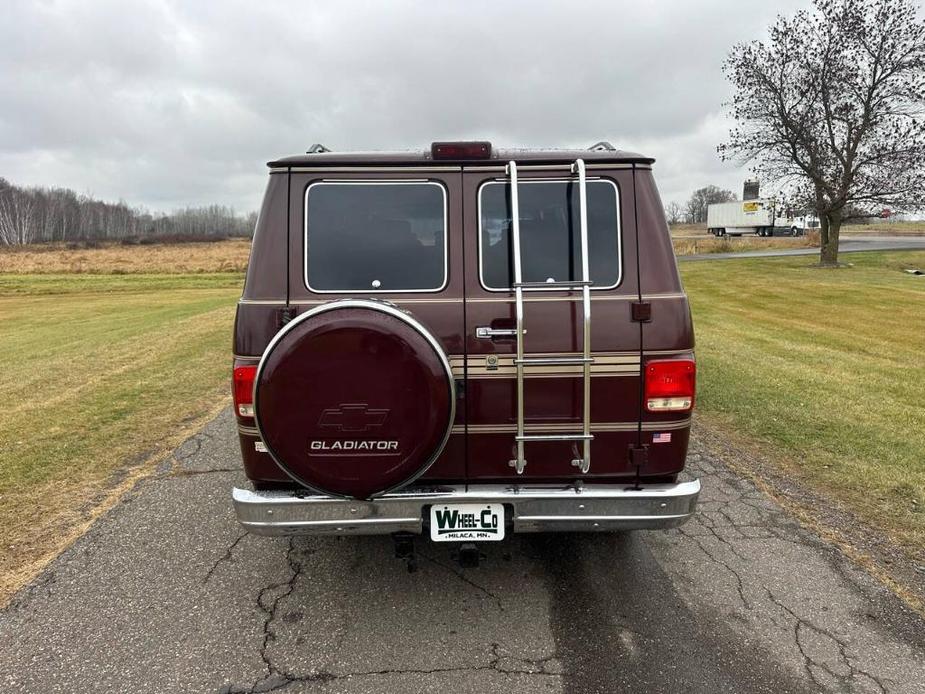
[461,162,644,482]
[286,168,468,482]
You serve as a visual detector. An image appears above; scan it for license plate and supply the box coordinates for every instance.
[429,503,505,542]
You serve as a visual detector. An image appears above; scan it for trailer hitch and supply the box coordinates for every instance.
[454,542,484,569]
[392,532,418,573]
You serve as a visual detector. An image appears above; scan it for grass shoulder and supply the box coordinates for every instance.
[0,272,243,602]
[682,251,925,560]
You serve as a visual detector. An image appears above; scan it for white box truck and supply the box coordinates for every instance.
[707,199,776,236]
[707,200,819,237]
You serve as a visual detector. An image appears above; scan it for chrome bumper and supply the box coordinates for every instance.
[232,480,700,536]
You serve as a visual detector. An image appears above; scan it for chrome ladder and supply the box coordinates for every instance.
[507,159,593,475]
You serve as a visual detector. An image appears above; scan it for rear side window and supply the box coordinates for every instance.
[479,179,621,290]
[305,182,447,292]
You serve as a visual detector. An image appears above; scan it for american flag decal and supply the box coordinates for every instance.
[652,432,672,444]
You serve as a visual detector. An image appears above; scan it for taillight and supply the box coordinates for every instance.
[644,359,695,412]
[233,365,257,418]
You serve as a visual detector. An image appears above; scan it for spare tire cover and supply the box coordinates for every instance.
[254,300,454,499]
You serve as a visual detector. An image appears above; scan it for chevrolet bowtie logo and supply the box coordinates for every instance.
[318,404,389,433]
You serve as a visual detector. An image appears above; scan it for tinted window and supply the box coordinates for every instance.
[479,180,620,289]
[306,182,447,291]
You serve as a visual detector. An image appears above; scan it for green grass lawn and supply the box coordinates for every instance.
[0,273,242,600]
[682,251,925,553]
[2,250,922,600]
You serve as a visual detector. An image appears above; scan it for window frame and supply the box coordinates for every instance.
[303,179,449,294]
[476,177,623,292]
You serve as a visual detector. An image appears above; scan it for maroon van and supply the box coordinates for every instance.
[231,142,699,559]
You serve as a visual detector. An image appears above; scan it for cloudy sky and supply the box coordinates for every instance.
[1,0,811,214]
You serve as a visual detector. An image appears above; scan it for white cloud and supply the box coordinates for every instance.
[0,0,811,212]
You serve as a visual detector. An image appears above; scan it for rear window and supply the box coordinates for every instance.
[305,182,447,292]
[479,179,621,290]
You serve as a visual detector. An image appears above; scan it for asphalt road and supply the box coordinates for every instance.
[2,409,924,693]
[681,233,925,261]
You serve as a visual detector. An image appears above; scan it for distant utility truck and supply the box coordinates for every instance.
[707,200,818,237]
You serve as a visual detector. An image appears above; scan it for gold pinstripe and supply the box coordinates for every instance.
[238,421,687,437]
[235,351,690,376]
[451,353,640,378]
[236,293,686,307]
[450,418,690,435]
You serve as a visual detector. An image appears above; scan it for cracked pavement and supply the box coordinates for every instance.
[1,409,923,693]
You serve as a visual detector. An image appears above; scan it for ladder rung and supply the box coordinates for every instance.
[516,433,594,442]
[515,357,594,366]
[514,280,593,289]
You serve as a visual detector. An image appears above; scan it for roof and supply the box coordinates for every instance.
[267,146,655,168]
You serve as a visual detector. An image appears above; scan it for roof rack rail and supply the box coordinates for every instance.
[307,143,332,153]
[588,141,616,151]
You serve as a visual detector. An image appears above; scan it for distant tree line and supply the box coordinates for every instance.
[0,177,257,245]
[684,185,737,224]
[664,185,738,225]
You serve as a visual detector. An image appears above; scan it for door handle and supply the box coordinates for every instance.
[475,326,522,339]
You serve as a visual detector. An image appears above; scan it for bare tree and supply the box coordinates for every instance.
[720,0,925,265]
[0,179,37,245]
[664,201,684,225]
[685,185,737,225]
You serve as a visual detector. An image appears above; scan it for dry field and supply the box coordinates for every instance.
[672,234,817,255]
[669,223,819,254]
[841,221,925,235]
[670,223,711,236]
[0,238,251,274]
[0,231,834,271]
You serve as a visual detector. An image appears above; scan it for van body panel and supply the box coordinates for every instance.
[242,174,289,302]
[460,167,644,482]
[633,170,685,296]
[233,152,694,490]
[290,170,466,483]
[634,169,694,476]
